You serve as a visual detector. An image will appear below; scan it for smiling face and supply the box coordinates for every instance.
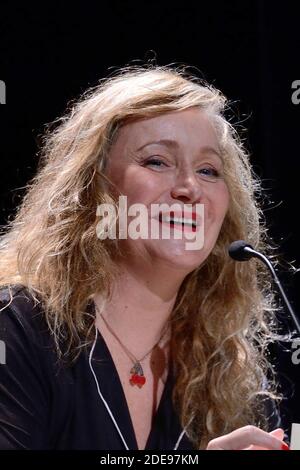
[104,107,230,272]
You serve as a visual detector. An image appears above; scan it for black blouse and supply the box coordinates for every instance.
[0,285,281,450]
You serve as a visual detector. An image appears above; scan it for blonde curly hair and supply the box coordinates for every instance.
[0,65,281,448]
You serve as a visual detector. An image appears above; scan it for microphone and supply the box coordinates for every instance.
[228,240,300,335]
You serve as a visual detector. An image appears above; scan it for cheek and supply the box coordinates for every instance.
[113,167,164,205]
[219,185,230,218]
[208,183,230,224]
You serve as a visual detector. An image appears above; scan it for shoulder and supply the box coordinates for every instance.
[0,284,59,364]
[0,283,42,312]
[0,284,47,337]
[0,283,76,401]
[0,285,74,449]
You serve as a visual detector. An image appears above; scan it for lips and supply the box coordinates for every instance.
[157,210,201,233]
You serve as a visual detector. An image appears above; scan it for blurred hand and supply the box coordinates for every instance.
[206,426,289,450]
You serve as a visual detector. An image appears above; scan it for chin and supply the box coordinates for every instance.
[152,245,207,271]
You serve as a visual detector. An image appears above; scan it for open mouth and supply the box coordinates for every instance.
[158,211,198,232]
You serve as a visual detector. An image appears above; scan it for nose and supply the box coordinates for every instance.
[170,170,203,204]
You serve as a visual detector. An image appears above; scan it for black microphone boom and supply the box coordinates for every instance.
[228,240,300,335]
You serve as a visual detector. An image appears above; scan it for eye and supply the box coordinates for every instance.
[143,157,168,169]
[197,166,220,180]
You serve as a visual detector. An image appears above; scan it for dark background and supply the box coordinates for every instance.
[1,0,299,436]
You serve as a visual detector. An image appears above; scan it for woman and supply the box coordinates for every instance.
[0,65,289,450]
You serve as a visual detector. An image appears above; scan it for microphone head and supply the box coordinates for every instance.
[228,240,255,261]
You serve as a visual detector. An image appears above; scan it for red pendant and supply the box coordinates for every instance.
[130,362,146,388]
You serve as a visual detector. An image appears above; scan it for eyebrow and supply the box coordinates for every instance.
[136,139,223,161]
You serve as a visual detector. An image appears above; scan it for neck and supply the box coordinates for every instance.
[93,257,188,357]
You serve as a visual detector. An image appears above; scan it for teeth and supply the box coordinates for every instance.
[161,215,196,226]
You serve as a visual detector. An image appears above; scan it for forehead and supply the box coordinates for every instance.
[114,108,219,150]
